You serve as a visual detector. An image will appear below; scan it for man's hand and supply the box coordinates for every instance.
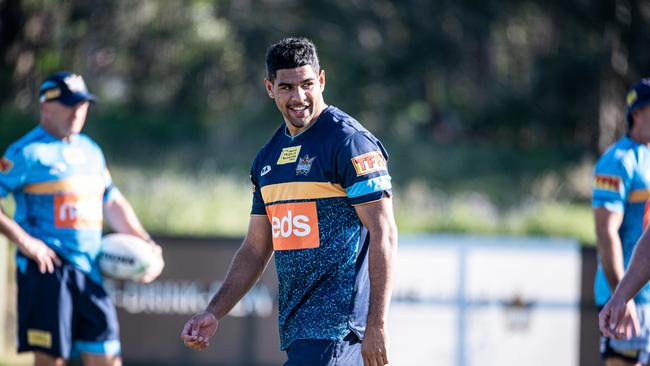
[361,325,390,366]
[180,311,219,350]
[599,295,640,339]
[17,235,61,273]
[139,241,164,283]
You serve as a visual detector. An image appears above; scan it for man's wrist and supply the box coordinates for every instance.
[205,304,220,319]
[366,319,387,329]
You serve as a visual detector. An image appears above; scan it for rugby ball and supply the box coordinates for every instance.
[99,233,162,281]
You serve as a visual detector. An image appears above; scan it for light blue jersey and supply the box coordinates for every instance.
[593,136,650,305]
[0,126,117,283]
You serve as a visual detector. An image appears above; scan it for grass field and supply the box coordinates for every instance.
[109,165,595,244]
[0,165,594,243]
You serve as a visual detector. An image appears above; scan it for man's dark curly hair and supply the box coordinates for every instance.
[265,37,320,81]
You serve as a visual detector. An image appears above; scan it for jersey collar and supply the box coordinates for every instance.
[283,105,331,142]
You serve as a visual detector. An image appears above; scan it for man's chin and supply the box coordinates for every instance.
[289,120,309,129]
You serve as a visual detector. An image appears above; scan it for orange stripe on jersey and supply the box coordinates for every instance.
[266,201,320,250]
[23,176,105,195]
[629,189,650,203]
[261,181,346,203]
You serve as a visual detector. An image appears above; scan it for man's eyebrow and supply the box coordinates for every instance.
[277,78,316,87]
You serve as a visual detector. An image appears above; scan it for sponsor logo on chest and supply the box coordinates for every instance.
[54,193,103,229]
[277,146,301,165]
[62,147,86,165]
[266,201,320,251]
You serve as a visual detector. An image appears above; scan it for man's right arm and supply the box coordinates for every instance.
[0,202,61,273]
[594,207,626,291]
[181,214,274,350]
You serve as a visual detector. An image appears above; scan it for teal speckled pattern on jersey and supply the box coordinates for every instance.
[275,198,361,349]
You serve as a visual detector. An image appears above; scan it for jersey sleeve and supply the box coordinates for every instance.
[592,152,632,213]
[92,138,119,203]
[337,132,392,205]
[250,157,266,215]
[103,168,119,202]
[0,147,28,198]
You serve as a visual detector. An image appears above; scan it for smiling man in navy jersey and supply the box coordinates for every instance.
[181,37,398,366]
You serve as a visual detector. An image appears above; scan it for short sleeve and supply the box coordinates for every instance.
[337,132,392,205]
[250,162,266,215]
[103,168,119,202]
[0,147,28,198]
[592,153,631,213]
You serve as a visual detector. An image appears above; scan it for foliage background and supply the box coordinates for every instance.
[2,0,650,242]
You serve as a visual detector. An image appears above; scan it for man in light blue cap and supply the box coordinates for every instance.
[0,71,163,366]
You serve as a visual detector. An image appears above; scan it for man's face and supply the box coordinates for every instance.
[40,101,90,139]
[264,65,326,135]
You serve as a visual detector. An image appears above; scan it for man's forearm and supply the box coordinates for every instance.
[206,242,273,320]
[104,193,150,241]
[597,233,626,291]
[616,231,650,302]
[366,228,398,327]
[0,208,31,246]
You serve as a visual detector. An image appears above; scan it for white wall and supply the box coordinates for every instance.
[389,235,581,366]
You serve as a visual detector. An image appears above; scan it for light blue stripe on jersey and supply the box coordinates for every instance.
[592,199,624,213]
[73,340,121,356]
[346,175,392,198]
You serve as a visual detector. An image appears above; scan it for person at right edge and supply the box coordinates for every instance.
[593,78,650,366]
[181,37,398,366]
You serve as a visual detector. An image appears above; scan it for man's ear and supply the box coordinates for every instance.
[319,70,326,92]
[264,79,274,99]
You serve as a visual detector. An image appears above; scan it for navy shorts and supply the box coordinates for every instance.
[284,332,363,366]
[16,258,121,358]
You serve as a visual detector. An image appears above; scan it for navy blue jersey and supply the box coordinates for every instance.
[250,106,392,350]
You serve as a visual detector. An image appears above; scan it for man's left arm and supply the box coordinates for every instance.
[354,195,398,366]
[104,190,163,282]
[600,227,650,338]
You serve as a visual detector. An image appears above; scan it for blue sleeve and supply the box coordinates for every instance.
[103,168,119,202]
[337,132,392,205]
[92,139,118,202]
[250,158,266,215]
[592,152,631,213]
[0,147,28,198]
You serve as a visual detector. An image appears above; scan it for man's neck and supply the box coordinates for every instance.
[39,123,73,142]
[629,129,650,146]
